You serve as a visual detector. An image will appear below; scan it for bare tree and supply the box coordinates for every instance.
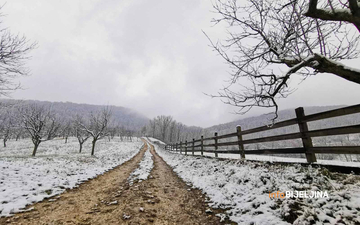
[0,112,13,147]
[107,125,117,141]
[126,129,134,141]
[21,105,60,156]
[149,119,156,138]
[168,121,176,143]
[155,115,173,142]
[175,122,185,142]
[73,115,90,153]
[118,126,126,141]
[78,107,111,156]
[0,7,36,97]
[146,116,205,143]
[14,126,24,141]
[141,126,147,137]
[60,120,73,144]
[208,0,360,119]
[0,102,24,142]
[304,0,360,32]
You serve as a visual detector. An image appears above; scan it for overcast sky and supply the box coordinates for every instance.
[1,0,360,127]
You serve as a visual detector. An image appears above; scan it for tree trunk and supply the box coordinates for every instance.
[91,139,96,156]
[3,139,6,147]
[79,142,83,153]
[32,142,40,156]
[65,136,68,144]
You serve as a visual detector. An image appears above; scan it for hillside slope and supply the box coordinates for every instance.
[0,99,149,130]
[205,105,360,134]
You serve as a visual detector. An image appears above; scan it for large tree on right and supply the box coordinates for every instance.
[208,0,360,119]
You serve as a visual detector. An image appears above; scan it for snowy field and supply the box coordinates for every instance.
[151,140,360,225]
[147,137,166,145]
[0,137,143,217]
[128,142,154,186]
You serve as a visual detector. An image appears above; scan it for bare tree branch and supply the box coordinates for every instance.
[304,0,360,32]
[207,0,360,120]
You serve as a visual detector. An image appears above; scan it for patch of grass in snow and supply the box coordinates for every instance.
[280,199,303,223]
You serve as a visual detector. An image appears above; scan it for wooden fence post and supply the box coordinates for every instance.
[214,132,218,158]
[180,141,182,154]
[192,138,195,155]
[237,126,245,159]
[295,107,317,163]
[201,136,204,156]
[185,140,188,155]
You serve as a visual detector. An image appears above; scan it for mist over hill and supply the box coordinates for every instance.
[204,105,359,135]
[0,99,149,131]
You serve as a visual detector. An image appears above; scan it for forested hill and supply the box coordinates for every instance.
[205,105,360,135]
[0,99,149,131]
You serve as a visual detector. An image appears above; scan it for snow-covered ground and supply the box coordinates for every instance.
[186,152,360,168]
[0,137,143,217]
[147,137,166,145]
[152,141,360,225]
[128,142,154,186]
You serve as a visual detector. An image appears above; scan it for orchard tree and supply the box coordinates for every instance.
[106,122,118,141]
[73,115,90,153]
[21,105,61,156]
[61,120,73,143]
[78,107,111,156]
[0,111,14,147]
[118,126,126,141]
[208,0,360,119]
[14,126,24,141]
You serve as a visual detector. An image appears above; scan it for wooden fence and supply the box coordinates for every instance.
[165,105,360,163]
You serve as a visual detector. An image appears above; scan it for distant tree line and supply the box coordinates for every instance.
[143,115,210,144]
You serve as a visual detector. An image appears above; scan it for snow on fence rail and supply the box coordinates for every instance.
[165,105,360,163]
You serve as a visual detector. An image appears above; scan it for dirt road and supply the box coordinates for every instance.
[1,139,230,225]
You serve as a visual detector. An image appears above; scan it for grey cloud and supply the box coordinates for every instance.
[2,0,360,127]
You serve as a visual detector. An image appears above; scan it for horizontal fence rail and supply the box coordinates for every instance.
[165,104,360,163]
